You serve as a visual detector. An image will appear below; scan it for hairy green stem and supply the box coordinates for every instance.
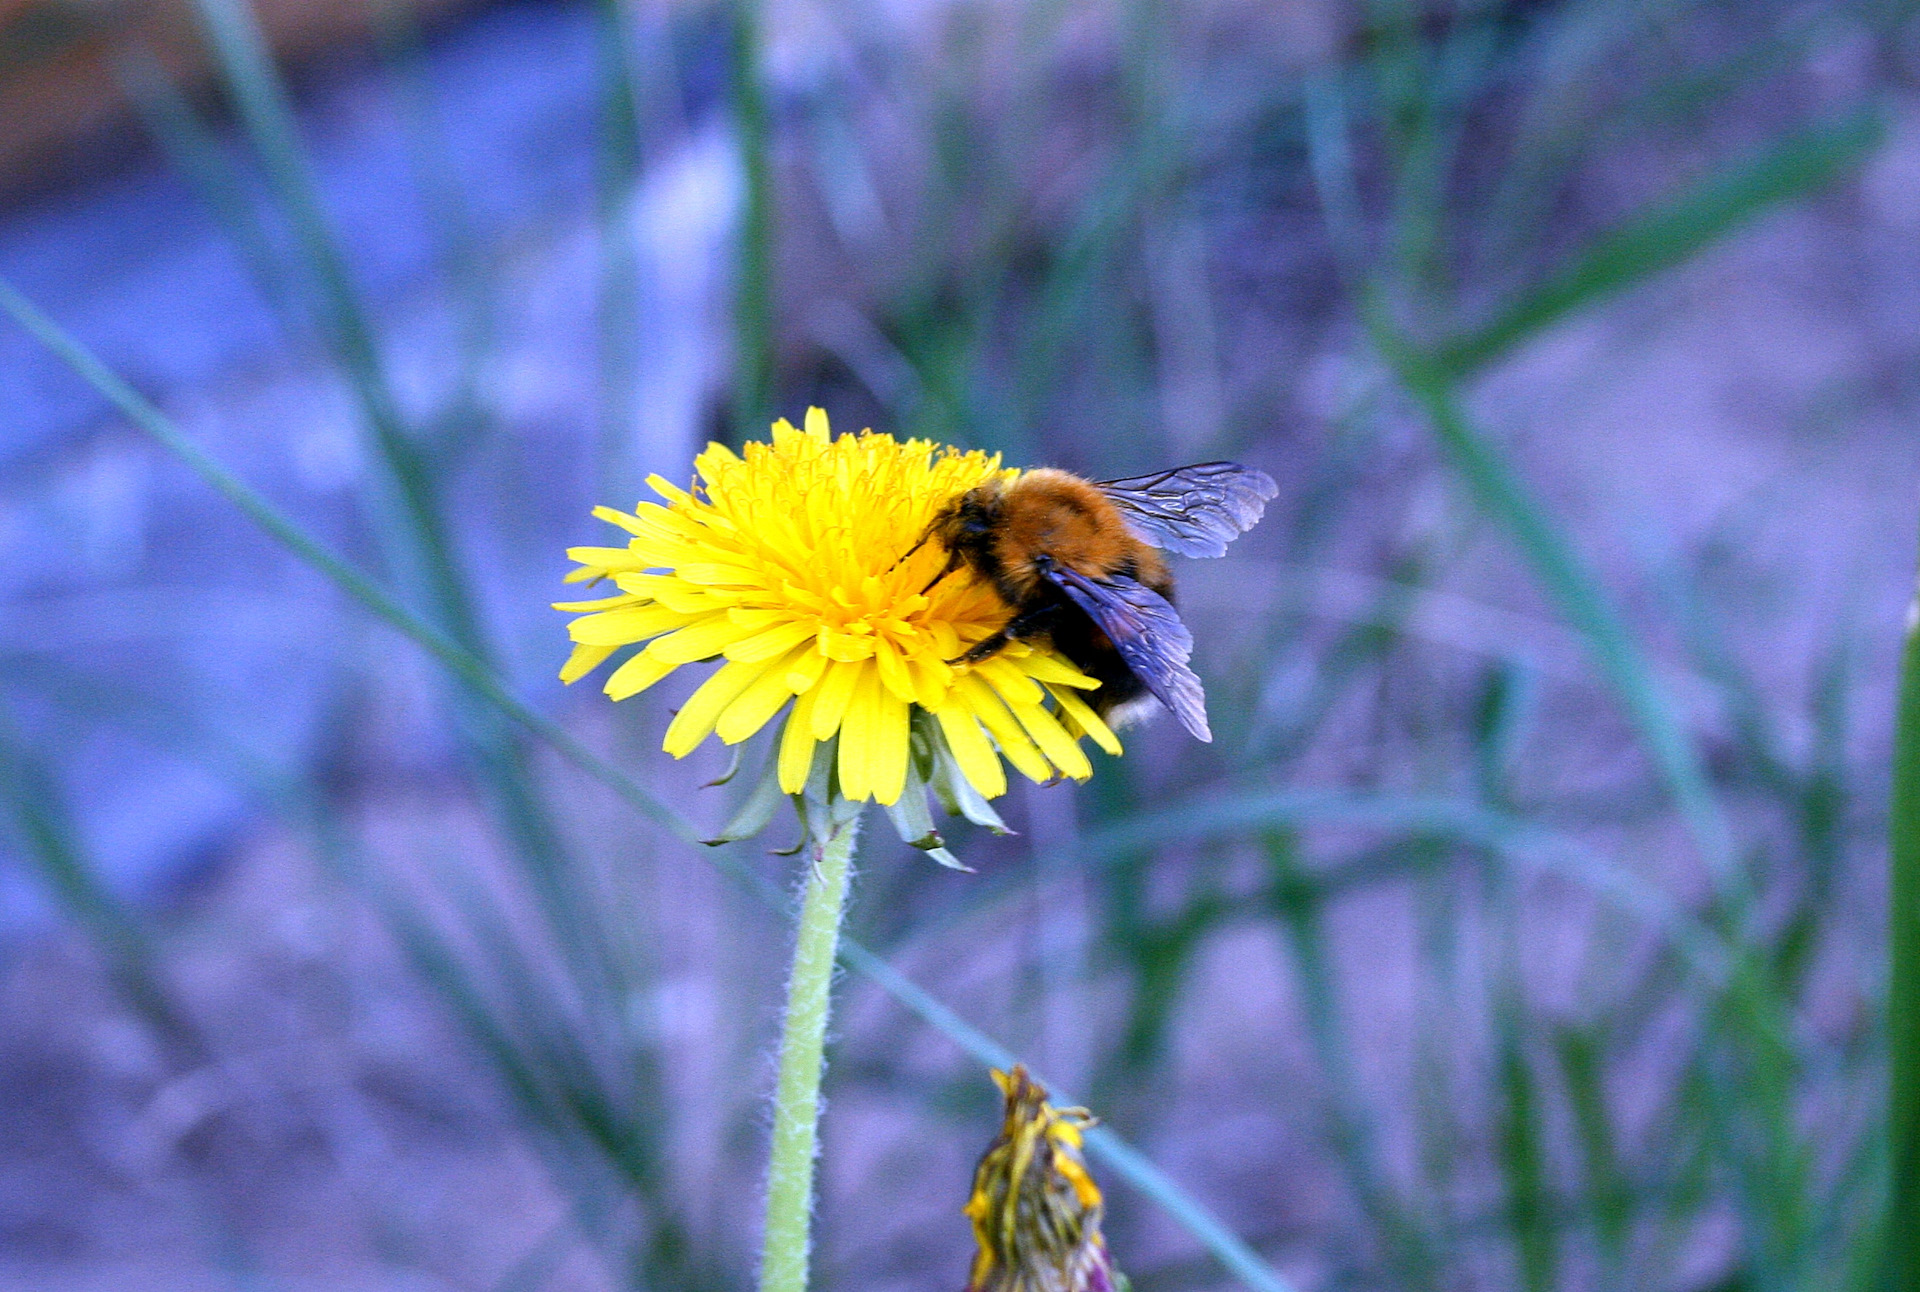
[760,813,860,1292]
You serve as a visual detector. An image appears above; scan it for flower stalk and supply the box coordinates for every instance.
[759,792,862,1292]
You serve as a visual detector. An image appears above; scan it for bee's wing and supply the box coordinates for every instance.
[1096,462,1278,559]
[1044,565,1211,742]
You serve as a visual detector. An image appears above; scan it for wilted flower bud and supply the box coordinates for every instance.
[963,1066,1120,1292]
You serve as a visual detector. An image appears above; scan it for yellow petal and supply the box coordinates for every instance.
[837,666,881,801]
[678,561,765,588]
[976,657,1044,707]
[605,649,678,700]
[564,546,645,572]
[663,659,765,757]
[809,659,864,741]
[590,504,652,536]
[615,574,728,615]
[1049,685,1122,756]
[646,614,755,663]
[805,406,830,438]
[1018,652,1100,690]
[786,647,830,693]
[818,628,877,662]
[568,603,692,646]
[559,642,616,685]
[724,619,816,663]
[645,473,696,507]
[873,636,916,702]
[867,684,911,805]
[907,653,953,710]
[552,592,642,613]
[1006,694,1092,781]
[716,647,809,744]
[956,674,1052,784]
[779,687,821,793]
[934,704,1007,800]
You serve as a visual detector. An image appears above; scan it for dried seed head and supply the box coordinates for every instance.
[963,1066,1119,1292]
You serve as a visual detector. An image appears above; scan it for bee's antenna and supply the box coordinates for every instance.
[919,549,961,596]
[889,531,931,573]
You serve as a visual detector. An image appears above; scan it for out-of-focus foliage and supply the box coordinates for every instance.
[0,0,1913,1289]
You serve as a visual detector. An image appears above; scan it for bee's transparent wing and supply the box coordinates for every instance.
[1044,565,1211,742]
[1096,461,1277,559]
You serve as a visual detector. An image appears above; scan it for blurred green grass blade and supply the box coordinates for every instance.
[1888,570,1920,1287]
[591,0,643,492]
[0,702,203,1060]
[1494,1006,1555,1292]
[0,274,687,847]
[0,277,1290,1292]
[1084,786,1728,978]
[1436,108,1882,378]
[187,0,410,461]
[368,0,499,450]
[1552,1023,1632,1273]
[188,0,490,658]
[729,0,774,444]
[1303,67,1366,281]
[1372,326,1739,891]
[187,0,594,961]
[115,47,310,339]
[1266,832,1438,1286]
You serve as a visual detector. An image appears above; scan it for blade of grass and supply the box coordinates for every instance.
[591,0,644,494]
[1887,565,1920,1288]
[1434,107,1882,379]
[1303,67,1366,282]
[1495,1000,1556,1292]
[367,0,499,455]
[0,700,203,1061]
[1371,319,1739,893]
[1552,1022,1632,1279]
[1081,785,1729,980]
[182,0,605,991]
[187,0,450,608]
[1265,830,1439,1288]
[115,47,310,341]
[0,276,1291,1292]
[729,0,773,444]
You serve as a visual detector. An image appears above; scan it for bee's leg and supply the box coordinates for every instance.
[956,603,1066,665]
[958,629,1011,666]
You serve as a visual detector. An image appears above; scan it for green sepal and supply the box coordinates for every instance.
[793,734,863,847]
[924,846,970,871]
[700,745,785,845]
[701,742,747,788]
[883,748,974,871]
[915,710,1013,834]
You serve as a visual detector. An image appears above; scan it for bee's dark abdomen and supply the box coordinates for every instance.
[1041,593,1149,716]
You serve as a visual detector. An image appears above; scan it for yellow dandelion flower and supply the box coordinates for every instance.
[964,1066,1120,1292]
[555,408,1119,825]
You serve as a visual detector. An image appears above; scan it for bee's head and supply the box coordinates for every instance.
[928,481,1005,557]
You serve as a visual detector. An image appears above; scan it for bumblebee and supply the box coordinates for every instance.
[915,461,1277,743]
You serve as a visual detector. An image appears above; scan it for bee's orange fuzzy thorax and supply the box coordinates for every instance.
[991,469,1161,599]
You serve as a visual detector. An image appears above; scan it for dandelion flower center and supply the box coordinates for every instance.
[556,409,1120,806]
